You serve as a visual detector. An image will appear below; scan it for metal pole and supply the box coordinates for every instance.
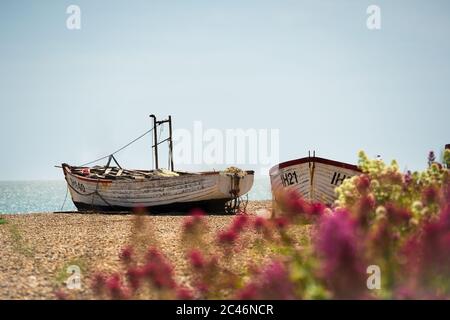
[168,115,174,171]
[150,114,159,170]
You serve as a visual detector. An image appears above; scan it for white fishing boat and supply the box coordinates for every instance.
[270,153,361,206]
[61,115,254,213]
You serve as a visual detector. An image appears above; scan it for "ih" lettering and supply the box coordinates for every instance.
[331,172,347,186]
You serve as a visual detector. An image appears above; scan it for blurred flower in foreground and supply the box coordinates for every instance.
[237,260,295,300]
[82,149,450,300]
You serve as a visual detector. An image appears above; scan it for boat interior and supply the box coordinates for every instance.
[64,164,254,181]
[64,165,193,181]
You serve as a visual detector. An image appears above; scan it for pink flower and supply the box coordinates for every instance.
[54,289,68,300]
[315,210,366,298]
[236,283,258,300]
[176,286,194,300]
[126,267,144,291]
[237,260,295,300]
[253,217,267,230]
[91,272,106,295]
[195,282,209,295]
[394,286,417,299]
[419,208,450,278]
[259,260,295,299]
[218,229,238,244]
[105,274,127,299]
[274,217,289,229]
[190,208,205,216]
[142,261,176,289]
[356,174,371,194]
[188,249,205,269]
[422,186,439,205]
[119,246,133,263]
[356,194,376,225]
[231,215,248,232]
[385,203,411,225]
[309,202,326,216]
[146,247,163,262]
[284,191,309,214]
[368,218,396,257]
[182,209,205,234]
[142,249,177,290]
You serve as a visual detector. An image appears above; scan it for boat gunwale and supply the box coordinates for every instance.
[63,164,254,184]
[269,156,361,176]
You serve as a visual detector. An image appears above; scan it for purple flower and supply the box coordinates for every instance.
[237,260,295,300]
[315,210,366,298]
[404,170,413,187]
[428,151,436,166]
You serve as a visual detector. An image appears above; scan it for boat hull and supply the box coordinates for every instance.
[63,165,254,213]
[270,157,361,206]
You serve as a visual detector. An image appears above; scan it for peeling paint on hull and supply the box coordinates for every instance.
[63,165,254,213]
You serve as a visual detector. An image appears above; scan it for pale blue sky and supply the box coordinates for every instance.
[0,0,449,180]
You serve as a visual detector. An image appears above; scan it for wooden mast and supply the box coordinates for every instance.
[149,114,174,171]
[168,115,174,171]
[150,114,159,170]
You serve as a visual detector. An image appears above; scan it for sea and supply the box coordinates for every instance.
[0,178,272,214]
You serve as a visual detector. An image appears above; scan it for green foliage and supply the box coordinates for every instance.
[55,258,88,285]
[7,223,34,257]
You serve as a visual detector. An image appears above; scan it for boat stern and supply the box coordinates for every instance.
[218,169,254,199]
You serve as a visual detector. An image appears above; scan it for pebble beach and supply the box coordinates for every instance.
[0,201,273,300]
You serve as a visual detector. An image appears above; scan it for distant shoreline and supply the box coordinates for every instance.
[0,180,272,214]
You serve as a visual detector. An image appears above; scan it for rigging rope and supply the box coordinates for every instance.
[60,185,69,211]
[60,126,157,212]
[79,127,154,167]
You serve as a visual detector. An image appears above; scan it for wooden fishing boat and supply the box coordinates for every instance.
[270,153,361,206]
[62,164,254,213]
[61,115,254,213]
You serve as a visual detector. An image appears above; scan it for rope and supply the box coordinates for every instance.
[79,128,154,167]
[65,180,112,207]
[60,185,69,211]
[61,126,157,211]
